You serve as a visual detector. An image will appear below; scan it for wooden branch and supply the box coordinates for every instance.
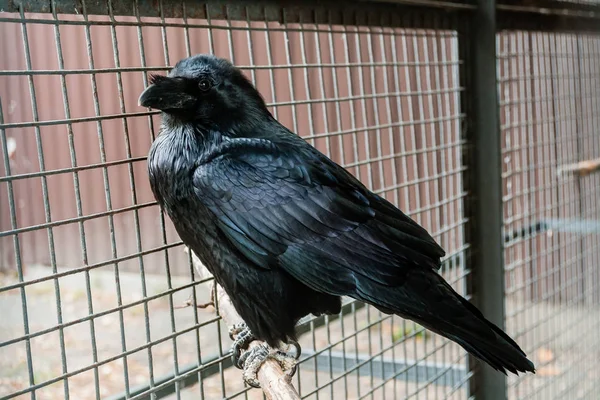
[184,247,301,400]
[557,158,600,177]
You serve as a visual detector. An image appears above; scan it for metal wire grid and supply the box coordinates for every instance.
[0,2,470,399]
[498,31,600,399]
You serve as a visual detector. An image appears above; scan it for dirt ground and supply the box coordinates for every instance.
[1,265,599,400]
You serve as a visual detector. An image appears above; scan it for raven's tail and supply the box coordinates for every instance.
[357,270,535,374]
[422,293,536,374]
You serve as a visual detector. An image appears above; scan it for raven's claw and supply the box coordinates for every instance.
[239,343,269,388]
[230,323,256,368]
[229,324,302,388]
[229,322,248,340]
[238,342,301,388]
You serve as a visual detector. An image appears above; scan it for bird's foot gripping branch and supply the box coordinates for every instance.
[186,248,302,397]
[229,323,300,387]
[240,344,300,388]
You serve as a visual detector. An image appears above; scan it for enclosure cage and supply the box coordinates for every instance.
[0,0,599,399]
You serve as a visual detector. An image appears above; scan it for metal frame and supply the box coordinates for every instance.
[3,0,600,32]
[0,0,469,30]
[460,0,507,398]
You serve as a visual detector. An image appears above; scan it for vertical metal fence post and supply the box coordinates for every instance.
[462,0,507,399]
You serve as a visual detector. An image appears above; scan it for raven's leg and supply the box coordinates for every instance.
[237,340,301,388]
[229,324,302,387]
[229,323,256,368]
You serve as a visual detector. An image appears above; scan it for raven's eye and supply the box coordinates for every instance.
[198,79,211,92]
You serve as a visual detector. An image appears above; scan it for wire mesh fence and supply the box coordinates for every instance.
[498,30,600,399]
[0,1,598,399]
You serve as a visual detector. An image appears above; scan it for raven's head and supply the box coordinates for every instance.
[138,54,269,129]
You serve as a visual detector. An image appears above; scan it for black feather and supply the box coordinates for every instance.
[143,53,535,373]
[149,73,168,85]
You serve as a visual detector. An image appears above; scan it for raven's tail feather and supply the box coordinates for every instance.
[357,270,535,374]
[447,295,536,374]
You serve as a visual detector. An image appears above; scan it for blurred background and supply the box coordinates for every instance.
[0,1,599,399]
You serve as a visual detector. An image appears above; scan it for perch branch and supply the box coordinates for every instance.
[184,247,301,400]
[557,158,600,177]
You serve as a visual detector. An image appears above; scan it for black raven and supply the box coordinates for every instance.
[139,54,535,386]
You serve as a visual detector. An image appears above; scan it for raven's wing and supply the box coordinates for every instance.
[193,140,445,294]
[193,140,536,376]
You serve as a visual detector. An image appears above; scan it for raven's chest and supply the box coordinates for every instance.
[147,129,203,209]
[147,130,221,242]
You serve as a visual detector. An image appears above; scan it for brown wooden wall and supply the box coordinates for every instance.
[0,13,464,277]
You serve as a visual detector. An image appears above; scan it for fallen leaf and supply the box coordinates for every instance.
[7,137,16,159]
[536,347,554,363]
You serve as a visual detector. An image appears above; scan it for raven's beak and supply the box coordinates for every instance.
[138,77,196,111]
